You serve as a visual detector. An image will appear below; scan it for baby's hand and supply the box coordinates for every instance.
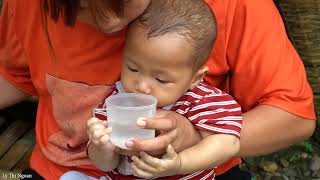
[131,145,181,179]
[87,117,113,150]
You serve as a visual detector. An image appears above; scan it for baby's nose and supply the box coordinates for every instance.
[135,80,151,94]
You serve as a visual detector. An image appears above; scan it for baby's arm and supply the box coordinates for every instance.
[87,117,120,172]
[131,131,239,178]
[178,131,240,174]
[176,88,242,173]
[132,89,242,178]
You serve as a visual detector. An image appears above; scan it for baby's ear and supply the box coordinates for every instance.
[189,66,209,89]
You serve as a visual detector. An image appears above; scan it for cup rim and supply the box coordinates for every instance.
[106,93,157,110]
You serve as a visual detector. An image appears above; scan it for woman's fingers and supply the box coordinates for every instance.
[128,130,177,155]
[114,148,140,156]
[126,113,178,153]
[117,114,178,155]
[138,115,177,131]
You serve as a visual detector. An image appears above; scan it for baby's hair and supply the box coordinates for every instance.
[137,0,217,71]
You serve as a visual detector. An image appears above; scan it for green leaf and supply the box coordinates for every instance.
[303,141,313,153]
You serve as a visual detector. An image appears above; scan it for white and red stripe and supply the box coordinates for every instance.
[94,82,242,180]
[171,82,242,139]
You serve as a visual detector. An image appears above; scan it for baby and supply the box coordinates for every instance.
[61,0,242,179]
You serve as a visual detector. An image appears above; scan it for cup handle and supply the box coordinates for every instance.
[93,108,108,120]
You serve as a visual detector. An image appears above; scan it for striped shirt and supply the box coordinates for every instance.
[94,81,242,180]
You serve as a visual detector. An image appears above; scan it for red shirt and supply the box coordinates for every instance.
[0,0,315,179]
[205,0,315,174]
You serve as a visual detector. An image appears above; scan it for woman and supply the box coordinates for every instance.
[0,0,315,179]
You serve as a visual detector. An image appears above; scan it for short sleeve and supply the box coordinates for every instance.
[93,85,118,120]
[0,0,37,95]
[226,0,315,119]
[188,89,242,139]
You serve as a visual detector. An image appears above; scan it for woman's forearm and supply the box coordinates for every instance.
[88,143,120,172]
[171,112,202,153]
[239,105,315,157]
[0,76,30,109]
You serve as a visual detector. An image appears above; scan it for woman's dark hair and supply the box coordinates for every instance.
[43,0,125,26]
[40,0,125,65]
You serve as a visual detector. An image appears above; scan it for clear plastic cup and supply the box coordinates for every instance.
[106,93,156,149]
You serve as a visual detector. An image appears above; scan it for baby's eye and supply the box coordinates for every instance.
[155,78,169,84]
[128,66,138,72]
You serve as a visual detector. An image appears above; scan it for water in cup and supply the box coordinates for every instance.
[110,121,155,149]
[106,93,156,149]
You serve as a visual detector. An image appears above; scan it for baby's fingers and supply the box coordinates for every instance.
[98,134,110,145]
[163,144,178,159]
[87,117,105,127]
[131,156,157,173]
[87,118,108,131]
[132,163,154,179]
[89,127,112,145]
[139,152,162,168]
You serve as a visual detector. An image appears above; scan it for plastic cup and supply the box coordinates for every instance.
[106,93,156,149]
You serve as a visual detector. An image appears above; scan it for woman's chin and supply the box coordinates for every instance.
[100,27,127,36]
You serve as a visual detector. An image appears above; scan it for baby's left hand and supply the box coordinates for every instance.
[131,144,181,179]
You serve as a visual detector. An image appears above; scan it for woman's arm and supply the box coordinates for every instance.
[0,1,34,109]
[0,76,30,109]
[219,0,316,157]
[119,104,315,158]
[239,105,315,157]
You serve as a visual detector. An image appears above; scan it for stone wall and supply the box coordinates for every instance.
[244,2,320,179]
[275,0,320,139]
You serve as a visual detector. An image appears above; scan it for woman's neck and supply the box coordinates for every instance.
[80,0,89,8]
[77,0,98,29]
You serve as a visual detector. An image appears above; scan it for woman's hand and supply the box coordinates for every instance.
[116,109,201,156]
